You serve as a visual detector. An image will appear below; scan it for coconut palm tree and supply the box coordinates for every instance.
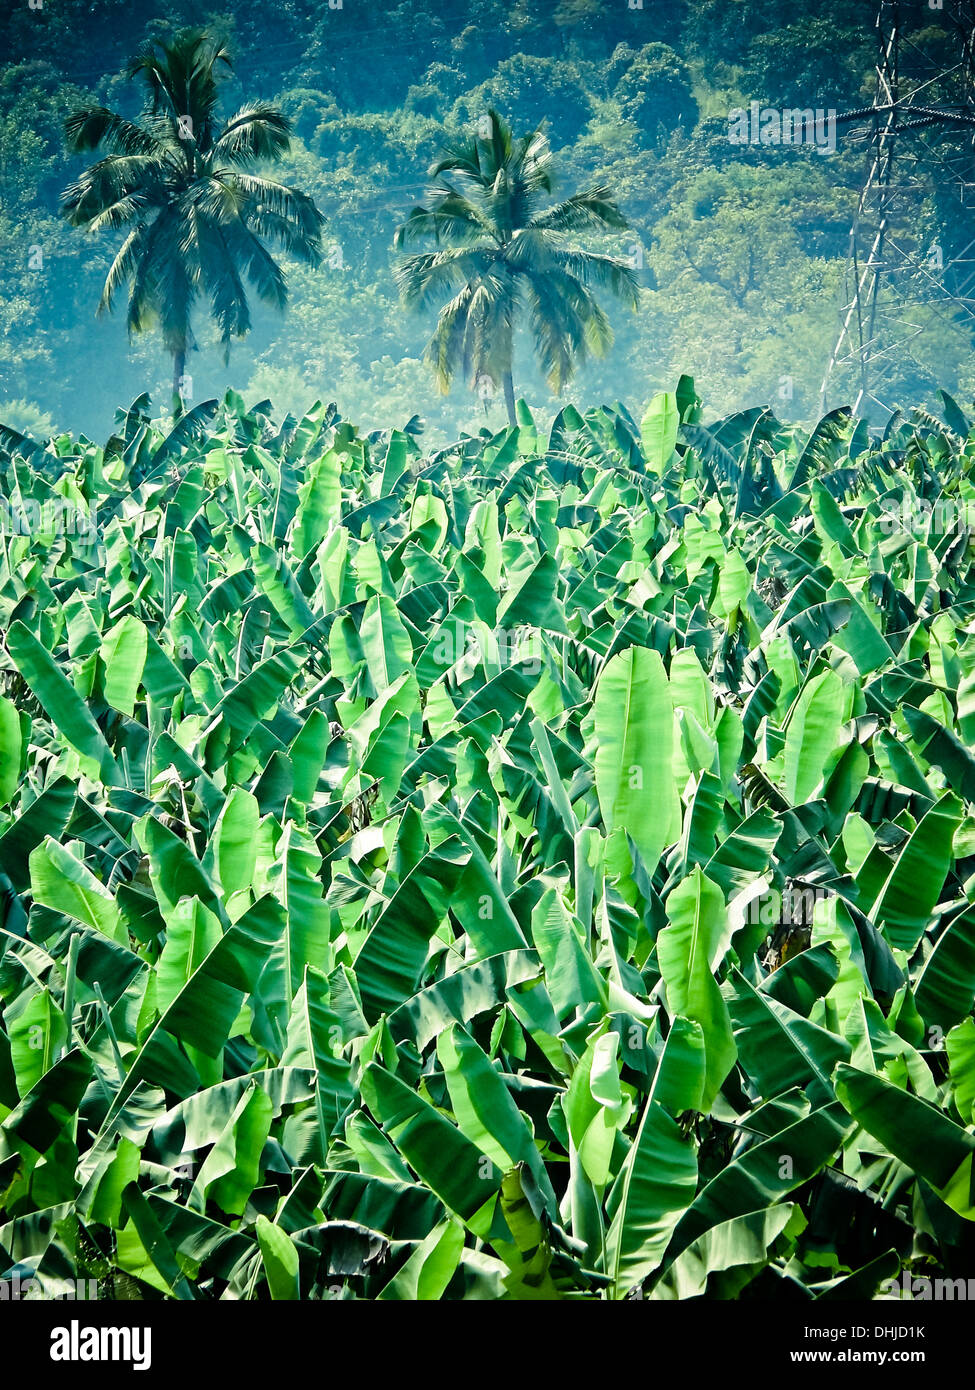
[61,27,324,414]
[394,109,640,426]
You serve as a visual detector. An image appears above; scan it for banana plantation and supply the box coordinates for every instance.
[1,383,974,1301]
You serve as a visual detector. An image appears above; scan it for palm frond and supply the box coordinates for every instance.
[61,154,169,227]
[64,107,164,157]
[551,248,642,309]
[124,205,195,351]
[221,172,324,246]
[244,205,325,261]
[220,216,288,312]
[85,191,155,235]
[513,128,554,196]
[528,186,630,234]
[192,211,253,346]
[213,106,292,166]
[123,213,165,336]
[522,271,589,391]
[395,248,489,313]
[97,223,152,314]
[394,196,494,250]
[463,270,515,386]
[426,282,476,391]
[128,28,231,150]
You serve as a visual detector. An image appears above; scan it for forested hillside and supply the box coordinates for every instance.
[1,0,972,440]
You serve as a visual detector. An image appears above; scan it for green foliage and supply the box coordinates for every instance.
[2,383,975,1299]
[451,54,593,150]
[609,43,698,141]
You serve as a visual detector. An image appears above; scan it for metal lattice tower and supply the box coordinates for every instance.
[819,0,975,417]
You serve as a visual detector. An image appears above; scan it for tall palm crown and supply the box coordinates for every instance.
[395,109,640,426]
[61,28,324,411]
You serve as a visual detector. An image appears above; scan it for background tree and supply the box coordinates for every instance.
[450,55,594,150]
[395,108,639,425]
[61,27,324,412]
[610,44,698,144]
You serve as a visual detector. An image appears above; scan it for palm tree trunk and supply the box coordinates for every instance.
[172,349,186,419]
[502,370,517,428]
